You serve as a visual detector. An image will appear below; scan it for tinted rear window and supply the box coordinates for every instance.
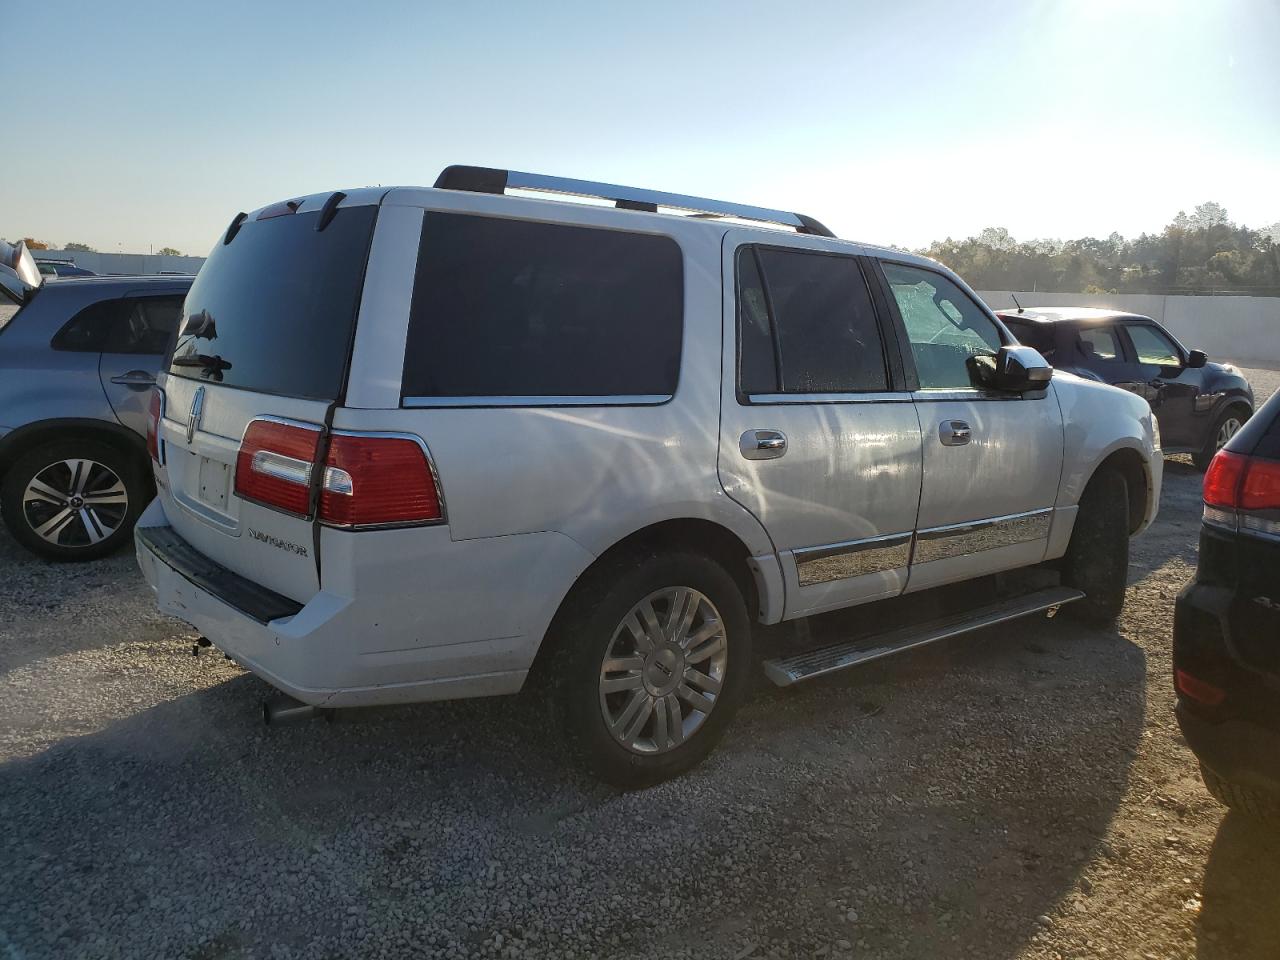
[168,206,377,400]
[1002,319,1055,355]
[401,213,683,400]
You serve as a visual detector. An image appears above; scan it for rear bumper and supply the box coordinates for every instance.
[134,501,554,707]
[1177,704,1280,796]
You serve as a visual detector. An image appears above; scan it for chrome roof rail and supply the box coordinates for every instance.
[434,165,835,238]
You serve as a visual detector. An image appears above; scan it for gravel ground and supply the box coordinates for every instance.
[1,368,1277,960]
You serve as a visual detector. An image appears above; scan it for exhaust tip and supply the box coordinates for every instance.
[262,695,322,726]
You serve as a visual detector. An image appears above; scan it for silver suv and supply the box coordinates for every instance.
[136,167,1162,786]
[0,243,190,560]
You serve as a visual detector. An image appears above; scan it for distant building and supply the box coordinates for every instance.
[34,248,205,277]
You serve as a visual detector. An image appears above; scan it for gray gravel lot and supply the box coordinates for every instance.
[1,368,1277,960]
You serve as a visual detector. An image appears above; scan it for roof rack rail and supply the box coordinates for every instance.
[433,165,836,238]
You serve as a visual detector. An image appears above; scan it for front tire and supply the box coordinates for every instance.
[0,438,147,561]
[1061,468,1130,625]
[1193,407,1249,471]
[552,550,752,789]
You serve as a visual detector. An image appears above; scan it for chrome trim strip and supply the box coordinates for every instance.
[911,388,1027,402]
[402,394,671,409]
[912,508,1052,564]
[745,392,914,405]
[794,531,913,587]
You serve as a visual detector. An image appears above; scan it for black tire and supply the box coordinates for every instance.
[1192,406,1250,471]
[0,438,148,562]
[1201,764,1280,821]
[1061,468,1130,625]
[550,549,753,789]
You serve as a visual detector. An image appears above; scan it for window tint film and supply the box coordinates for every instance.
[1003,319,1056,360]
[736,249,778,394]
[882,262,1002,389]
[738,246,888,395]
[97,296,185,354]
[402,213,683,399]
[1077,325,1122,362]
[169,206,377,399]
[52,298,121,352]
[1126,323,1181,365]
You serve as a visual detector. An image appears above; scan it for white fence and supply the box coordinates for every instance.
[35,248,206,277]
[979,291,1280,369]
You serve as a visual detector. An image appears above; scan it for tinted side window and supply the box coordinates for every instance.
[52,299,122,352]
[737,246,888,395]
[1125,323,1181,365]
[882,262,1002,390]
[1003,319,1056,360]
[106,296,185,354]
[1077,325,1123,362]
[402,213,683,398]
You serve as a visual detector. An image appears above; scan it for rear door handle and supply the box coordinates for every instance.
[110,370,156,388]
[740,429,787,460]
[939,420,971,446]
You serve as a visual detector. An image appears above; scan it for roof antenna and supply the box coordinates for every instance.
[1010,292,1025,314]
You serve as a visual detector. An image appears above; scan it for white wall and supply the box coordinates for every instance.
[35,248,205,277]
[979,291,1280,369]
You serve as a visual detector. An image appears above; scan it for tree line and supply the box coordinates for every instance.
[6,238,184,256]
[919,203,1280,297]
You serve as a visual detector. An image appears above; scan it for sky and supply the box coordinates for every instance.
[5,0,1278,256]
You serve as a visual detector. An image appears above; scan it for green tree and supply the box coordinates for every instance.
[156,247,182,256]
[63,241,95,252]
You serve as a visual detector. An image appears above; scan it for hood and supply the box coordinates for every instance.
[0,240,43,305]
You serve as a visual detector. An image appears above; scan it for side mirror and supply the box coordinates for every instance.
[968,345,1053,393]
[1187,349,1208,368]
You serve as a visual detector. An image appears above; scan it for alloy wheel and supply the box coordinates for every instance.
[598,586,728,755]
[1216,417,1243,450]
[22,458,129,548]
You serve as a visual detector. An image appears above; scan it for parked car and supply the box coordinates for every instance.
[1174,386,1280,819]
[0,247,191,560]
[36,258,98,278]
[998,307,1253,469]
[134,167,1161,787]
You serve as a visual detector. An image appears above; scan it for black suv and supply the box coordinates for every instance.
[1174,386,1280,819]
[999,307,1253,469]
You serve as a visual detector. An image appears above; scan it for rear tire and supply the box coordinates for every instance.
[0,438,148,562]
[1192,407,1249,471]
[1061,468,1130,625]
[550,550,752,789]
[1201,764,1280,821]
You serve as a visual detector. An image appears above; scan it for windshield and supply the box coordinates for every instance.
[168,205,377,400]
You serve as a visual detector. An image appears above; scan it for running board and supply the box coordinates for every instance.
[763,586,1085,687]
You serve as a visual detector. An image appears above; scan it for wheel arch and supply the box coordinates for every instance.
[0,418,148,480]
[1087,446,1150,535]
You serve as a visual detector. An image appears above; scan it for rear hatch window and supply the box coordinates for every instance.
[169,206,378,400]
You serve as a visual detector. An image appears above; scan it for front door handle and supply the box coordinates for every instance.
[110,370,156,389]
[939,420,971,446]
[740,429,788,460]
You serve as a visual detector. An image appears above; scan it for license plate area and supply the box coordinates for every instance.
[197,456,231,511]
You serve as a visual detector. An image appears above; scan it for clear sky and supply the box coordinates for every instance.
[5,0,1278,256]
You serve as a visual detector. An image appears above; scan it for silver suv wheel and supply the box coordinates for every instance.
[22,458,130,547]
[1215,415,1243,451]
[598,586,728,755]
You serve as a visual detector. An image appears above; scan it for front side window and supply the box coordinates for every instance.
[1125,323,1182,366]
[1077,325,1123,363]
[402,213,683,399]
[736,246,888,395]
[882,262,1002,389]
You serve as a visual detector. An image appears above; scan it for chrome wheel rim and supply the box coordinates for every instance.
[1216,417,1243,450]
[22,459,129,548]
[598,586,728,755]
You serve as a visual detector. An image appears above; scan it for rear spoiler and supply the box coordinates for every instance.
[0,240,42,306]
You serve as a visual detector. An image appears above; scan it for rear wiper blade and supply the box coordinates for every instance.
[172,353,232,372]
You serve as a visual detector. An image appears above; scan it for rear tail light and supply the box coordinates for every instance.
[320,433,442,527]
[1202,448,1280,539]
[235,419,322,517]
[1175,668,1226,707]
[233,420,442,527]
[146,388,164,463]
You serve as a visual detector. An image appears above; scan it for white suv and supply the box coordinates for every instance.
[136,167,1162,786]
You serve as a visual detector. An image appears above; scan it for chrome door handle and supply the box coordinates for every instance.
[110,370,156,388]
[740,429,788,460]
[939,420,971,446]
